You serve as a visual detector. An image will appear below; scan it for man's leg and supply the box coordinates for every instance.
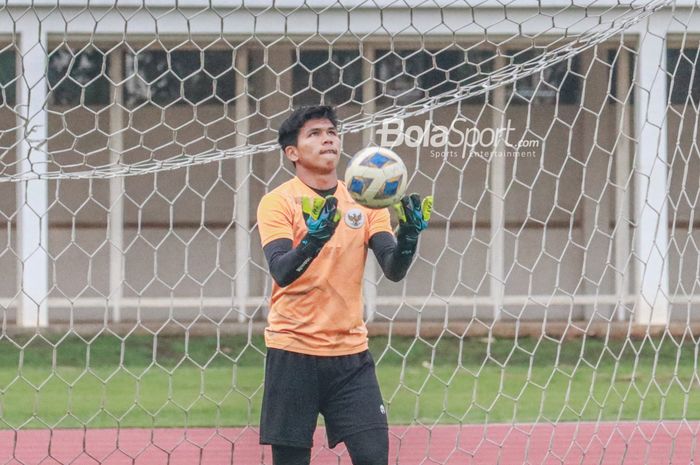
[271,445,311,465]
[344,428,389,465]
[319,350,389,460]
[260,349,320,454]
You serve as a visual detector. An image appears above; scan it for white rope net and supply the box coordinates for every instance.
[1,0,700,464]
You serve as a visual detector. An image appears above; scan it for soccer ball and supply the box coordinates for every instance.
[344,147,408,209]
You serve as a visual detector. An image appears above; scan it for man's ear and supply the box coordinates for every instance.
[284,145,299,164]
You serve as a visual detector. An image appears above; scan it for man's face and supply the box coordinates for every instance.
[286,118,340,174]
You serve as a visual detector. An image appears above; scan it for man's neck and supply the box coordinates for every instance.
[295,170,338,191]
[310,184,338,197]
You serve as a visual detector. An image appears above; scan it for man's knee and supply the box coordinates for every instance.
[271,445,311,465]
[344,428,389,465]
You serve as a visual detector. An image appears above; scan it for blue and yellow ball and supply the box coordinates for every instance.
[344,147,408,209]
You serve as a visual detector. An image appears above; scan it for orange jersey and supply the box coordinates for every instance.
[256,176,393,356]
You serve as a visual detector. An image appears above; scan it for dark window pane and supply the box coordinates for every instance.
[424,48,493,101]
[375,48,491,106]
[293,49,362,105]
[507,50,581,105]
[0,50,15,106]
[375,49,427,105]
[668,48,700,105]
[125,49,235,107]
[607,48,636,104]
[48,46,110,106]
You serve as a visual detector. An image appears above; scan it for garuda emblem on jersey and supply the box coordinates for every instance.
[344,208,365,229]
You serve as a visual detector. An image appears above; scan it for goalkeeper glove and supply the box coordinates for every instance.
[393,193,433,254]
[299,195,341,257]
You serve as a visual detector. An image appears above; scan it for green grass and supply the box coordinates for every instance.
[0,332,699,428]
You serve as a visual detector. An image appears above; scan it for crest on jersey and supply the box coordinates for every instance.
[344,208,365,229]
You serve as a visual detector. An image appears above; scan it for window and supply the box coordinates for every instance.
[0,50,15,106]
[668,48,700,105]
[374,48,492,105]
[607,48,636,104]
[48,45,110,106]
[507,50,581,105]
[124,49,236,107]
[292,49,363,105]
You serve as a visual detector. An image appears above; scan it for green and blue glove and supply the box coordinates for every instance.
[393,193,433,254]
[299,195,342,256]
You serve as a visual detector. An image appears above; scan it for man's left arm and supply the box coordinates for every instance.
[369,194,433,282]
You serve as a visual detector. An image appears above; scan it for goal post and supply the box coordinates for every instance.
[1,0,700,463]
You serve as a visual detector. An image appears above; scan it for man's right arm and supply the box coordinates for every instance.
[257,194,340,288]
[263,238,317,287]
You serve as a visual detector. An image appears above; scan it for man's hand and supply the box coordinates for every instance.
[393,193,433,252]
[299,195,341,256]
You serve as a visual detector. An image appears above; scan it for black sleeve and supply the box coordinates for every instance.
[262,238,319,287]
[369,231,416,282]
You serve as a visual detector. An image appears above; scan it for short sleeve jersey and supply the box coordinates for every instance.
[257,176,393,356]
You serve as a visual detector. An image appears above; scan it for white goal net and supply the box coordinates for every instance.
[1,0,700,464]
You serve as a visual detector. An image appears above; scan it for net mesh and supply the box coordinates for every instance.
[0,0,672,180]
[1,0,700,464]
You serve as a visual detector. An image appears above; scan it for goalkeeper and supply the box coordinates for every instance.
[256,106,432,465]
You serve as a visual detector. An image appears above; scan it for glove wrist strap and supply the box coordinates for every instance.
[299,234,326,258]
[396,227,420,255]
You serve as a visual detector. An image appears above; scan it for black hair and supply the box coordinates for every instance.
[277,105,339,153]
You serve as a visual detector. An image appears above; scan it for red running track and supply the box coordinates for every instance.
[1,422,699,464]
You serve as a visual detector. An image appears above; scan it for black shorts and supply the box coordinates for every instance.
[259,348,388,449]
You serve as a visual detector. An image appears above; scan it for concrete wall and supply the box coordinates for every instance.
[1,39,699,325]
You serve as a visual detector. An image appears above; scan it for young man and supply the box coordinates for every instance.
[256,106,432,465]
